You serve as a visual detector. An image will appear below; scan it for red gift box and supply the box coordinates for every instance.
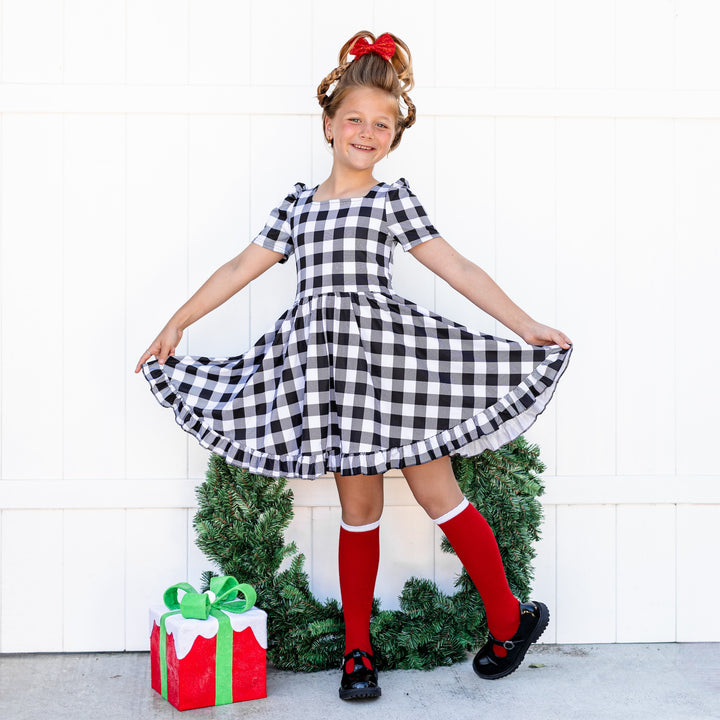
[149,579,267,711]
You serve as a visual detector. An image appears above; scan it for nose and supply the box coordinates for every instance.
[359,122,374,139]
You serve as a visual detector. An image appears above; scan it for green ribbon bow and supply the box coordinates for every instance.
[159,576,256,705]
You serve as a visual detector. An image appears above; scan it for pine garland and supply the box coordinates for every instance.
[193,436,545,671]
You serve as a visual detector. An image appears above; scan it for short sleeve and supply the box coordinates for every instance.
[385,178,441,251]
[250,183,305,263]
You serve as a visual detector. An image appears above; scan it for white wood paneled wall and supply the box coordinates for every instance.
[1,0,719,652]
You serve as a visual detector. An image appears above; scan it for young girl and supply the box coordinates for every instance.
[135,31,572,701]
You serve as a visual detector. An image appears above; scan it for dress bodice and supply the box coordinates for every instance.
[250,178,441,302]
[291,184,396,301]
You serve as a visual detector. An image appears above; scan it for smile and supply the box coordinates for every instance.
[352,144,375,151]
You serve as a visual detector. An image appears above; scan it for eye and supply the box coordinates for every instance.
[376,123,388,129]
[349,118,361,123]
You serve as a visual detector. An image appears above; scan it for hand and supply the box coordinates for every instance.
[134,325,183,373]
[521,321,572,349]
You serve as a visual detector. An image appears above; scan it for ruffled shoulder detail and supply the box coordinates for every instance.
[380,178,413,199]
[285,182,308,202]
[386,177,411,192]
[369,178,411,202]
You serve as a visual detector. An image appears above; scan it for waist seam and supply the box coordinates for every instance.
[292,288,395,306]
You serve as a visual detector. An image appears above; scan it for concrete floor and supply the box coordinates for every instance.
[1,644,718,720]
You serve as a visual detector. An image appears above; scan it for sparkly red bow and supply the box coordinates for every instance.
[350,33,395,61]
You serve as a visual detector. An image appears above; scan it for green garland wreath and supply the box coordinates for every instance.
[193,436,545,672]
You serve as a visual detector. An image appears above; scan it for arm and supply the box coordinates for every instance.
[409,237,572,349]
[134,244,285,372]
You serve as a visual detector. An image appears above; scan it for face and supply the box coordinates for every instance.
[324,87,398,172]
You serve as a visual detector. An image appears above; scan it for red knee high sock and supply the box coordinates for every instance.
[339,520,380,667]
[435,498,520,655]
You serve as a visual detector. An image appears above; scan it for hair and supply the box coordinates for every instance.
[316,31,415,152]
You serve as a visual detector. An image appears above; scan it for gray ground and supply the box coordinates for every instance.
[1,644,718,720]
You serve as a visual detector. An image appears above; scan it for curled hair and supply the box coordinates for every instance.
[316,31,416,152]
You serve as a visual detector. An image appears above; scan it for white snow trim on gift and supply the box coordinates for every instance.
[149,606,268,660]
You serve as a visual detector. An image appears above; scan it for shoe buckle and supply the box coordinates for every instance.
[488,632,516,651]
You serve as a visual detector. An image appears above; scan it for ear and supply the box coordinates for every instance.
[323,115,333,139]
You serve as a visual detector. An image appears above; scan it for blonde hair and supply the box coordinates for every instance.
[316,31,416,152]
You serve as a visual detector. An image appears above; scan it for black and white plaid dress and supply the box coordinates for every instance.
[143,178,572,479]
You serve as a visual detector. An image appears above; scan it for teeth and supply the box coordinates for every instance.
[354,144,373,150]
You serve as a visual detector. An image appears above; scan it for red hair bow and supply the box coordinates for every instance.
[350,33,396,61]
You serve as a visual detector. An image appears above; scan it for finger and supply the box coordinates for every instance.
[158,346,173,365]
[134,351,151,373]
[135,346,160,372]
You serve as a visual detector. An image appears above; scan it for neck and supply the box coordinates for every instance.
[317,168,379,200]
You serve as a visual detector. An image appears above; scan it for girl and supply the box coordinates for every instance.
[135,31,572,701]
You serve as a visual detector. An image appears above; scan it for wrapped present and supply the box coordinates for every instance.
[150,576,267,710]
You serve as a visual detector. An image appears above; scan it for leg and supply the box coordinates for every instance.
[401,457,520,646]
[334,472,383,700]
[334,471,384,527]
[400,455,464,519]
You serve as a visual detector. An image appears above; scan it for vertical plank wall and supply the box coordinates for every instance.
[1,0,719,652]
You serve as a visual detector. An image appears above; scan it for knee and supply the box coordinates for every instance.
[417,497,448,521]
[402,457,464,520]
[335,473,384,526]
[341,504,383,527]
[340,493,383,526]
[415,488,465,522]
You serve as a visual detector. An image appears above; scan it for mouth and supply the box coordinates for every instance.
[351,144,375,152]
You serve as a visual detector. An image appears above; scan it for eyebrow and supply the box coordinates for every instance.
[343,109,394,121]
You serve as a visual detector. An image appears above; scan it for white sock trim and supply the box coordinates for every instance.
[340,518,381,533]
[432,497,470,525]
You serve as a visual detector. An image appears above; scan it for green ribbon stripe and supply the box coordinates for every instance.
[159,576,256,705]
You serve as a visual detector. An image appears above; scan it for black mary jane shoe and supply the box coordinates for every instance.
[339,649,382,700]
[473,600,550,680]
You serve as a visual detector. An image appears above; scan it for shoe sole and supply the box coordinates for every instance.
[473,601,550,681]
[339,687,382,700]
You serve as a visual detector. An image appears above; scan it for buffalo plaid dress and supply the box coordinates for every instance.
[143,178,572,479]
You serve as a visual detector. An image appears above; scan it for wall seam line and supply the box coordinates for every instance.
[612,116,618,478]
[60,112,66,479]
[0,101,4,485]
[613,504,618,643]
[673,503,678,642]
[672,116,678,476]
[553,115,559,472]
[60,508,66,650]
